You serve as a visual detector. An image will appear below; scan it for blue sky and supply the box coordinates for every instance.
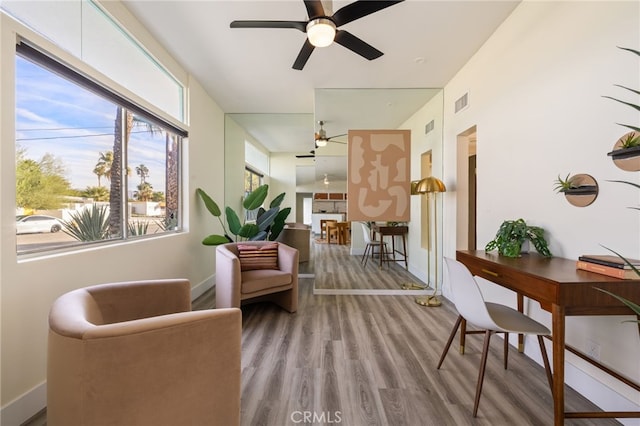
[16,55,167,194]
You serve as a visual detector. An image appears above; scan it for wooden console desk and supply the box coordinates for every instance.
[456,250,640,425]
[371,224,408,269]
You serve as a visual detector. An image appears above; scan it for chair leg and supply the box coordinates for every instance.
[437,315,462,369]
[473,330,493,417]
[537,335,554,394]
[362,244,370,266]
[459,318,467,354]
[503,332,509,369]
[375,243,388,269]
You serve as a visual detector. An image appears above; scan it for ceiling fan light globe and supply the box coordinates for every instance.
[306,18,336,47]
[316,139,328,147]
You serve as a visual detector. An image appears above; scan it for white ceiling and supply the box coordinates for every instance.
[122,0,520,183]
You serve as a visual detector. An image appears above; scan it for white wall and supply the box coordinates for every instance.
[0,7,225,425]
[402,91,445,286]
[441,1,640,417]
[223,116,250,216]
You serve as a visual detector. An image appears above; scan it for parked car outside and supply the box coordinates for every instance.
[16,215,63,234]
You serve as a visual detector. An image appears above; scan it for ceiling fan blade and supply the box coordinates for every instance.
[331,0,404,27]
[328,133,347,140]
[327,135,348,144]
[334,30,383,60]
[293,39,315,70]
[303,0,325,19]
[296,149,316,158]
[230,20,307,32]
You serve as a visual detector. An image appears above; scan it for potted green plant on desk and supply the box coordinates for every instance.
[485,218,552,258]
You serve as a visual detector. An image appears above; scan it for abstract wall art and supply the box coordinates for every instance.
[347,130,411,222]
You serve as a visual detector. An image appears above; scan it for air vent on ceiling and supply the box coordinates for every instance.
[425,120,435,135]
[454,92,469,113]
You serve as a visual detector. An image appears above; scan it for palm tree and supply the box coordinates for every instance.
[108,109,158,237]
[134,182,154,201]
[93,151,113,187]
[108,107,130,238]
[82,186,110,202]
[136,163,149,184]
[166,133,179,228]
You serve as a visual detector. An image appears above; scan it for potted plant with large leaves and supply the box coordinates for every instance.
[596,45,640,322]
[485,218,552,258]
[196,184,290,246]
[604,47,640,169]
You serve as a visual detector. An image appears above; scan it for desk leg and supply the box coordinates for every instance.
[552,303,565,426]
[401,234,408,269]
[517,293,524,353]
[391,235,397,263]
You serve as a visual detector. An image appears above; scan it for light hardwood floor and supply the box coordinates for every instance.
[27,239,620,425]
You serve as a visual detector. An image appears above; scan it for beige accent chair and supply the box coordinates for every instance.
[216,241,299,312]
[276,223,311,262]
[47,279,241,426]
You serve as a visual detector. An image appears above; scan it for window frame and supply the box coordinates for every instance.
[14,39,188,256]
[244,167,263,222]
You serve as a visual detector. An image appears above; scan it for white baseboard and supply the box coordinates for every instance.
[1,381,46,426]
[564,361,640,426]
[191,274,215,301]
[313,288,429,296]
[521,335,640,425]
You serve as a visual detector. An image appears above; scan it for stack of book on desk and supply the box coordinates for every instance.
[576,254,640,279]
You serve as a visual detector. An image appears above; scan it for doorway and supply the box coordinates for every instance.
[456,126,477,250]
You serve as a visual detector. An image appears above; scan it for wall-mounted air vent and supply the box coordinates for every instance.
[425,120,435,135]
[454,92,469,113]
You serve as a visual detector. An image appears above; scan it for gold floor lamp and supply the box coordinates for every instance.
[415,176,446,307]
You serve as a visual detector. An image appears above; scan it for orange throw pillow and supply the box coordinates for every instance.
[237,243,279,271]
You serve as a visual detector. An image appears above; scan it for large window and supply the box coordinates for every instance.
[2,0,184,121]
[244,167,263,194]
[15,44,185,254]
[244,167,263,221]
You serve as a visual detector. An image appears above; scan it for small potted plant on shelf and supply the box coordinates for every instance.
[553,173,578,193]
[485,218,552,258]
[607,131,640,160]
[553,173,598,195]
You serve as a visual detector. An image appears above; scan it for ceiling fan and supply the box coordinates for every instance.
[296,149,316,159]
[315,120,346,147]
[230,0,405,70]
[297,121,347,157]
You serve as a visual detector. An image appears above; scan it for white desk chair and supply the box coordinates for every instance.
[438,258,553,417]
[360,222,389,267]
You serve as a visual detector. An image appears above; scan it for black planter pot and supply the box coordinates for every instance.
[562,185,598,196]
[607,145,640,160]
